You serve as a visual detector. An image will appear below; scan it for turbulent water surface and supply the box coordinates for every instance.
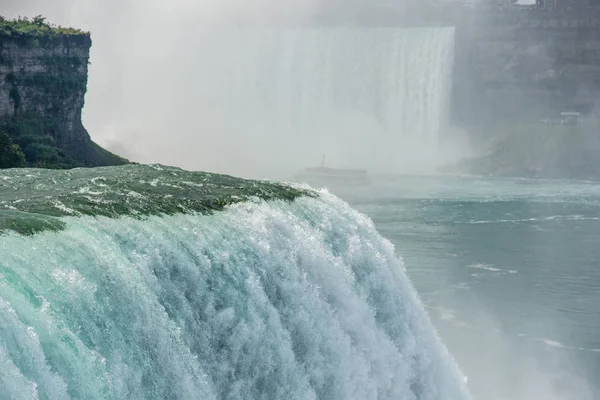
[0,165,468,400]
[334,174,600,400]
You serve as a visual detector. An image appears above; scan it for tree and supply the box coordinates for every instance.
[0,132,26,168]
[32,15,47,27]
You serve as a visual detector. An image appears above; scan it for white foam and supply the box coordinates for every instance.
[52,201,78,216]
[0,191,469,399]
[536,337,600,353]
[466,264,517,275]
[466,215,600,224]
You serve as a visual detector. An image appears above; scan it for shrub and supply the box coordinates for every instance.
[0,132,26,168]
[0,15,89,39]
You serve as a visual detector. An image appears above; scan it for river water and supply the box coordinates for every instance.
[334,174,600,400]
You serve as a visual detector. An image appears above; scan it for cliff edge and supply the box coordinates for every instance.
[0,16,127,168]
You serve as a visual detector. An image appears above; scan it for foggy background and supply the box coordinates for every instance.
[1,0,472,180]
[1,0,333,179]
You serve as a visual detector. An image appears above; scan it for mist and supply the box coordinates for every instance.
[432,295,597,400]
[1,0,473,180]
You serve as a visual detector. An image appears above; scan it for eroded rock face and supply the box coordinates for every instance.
[0,34,125,167]
[448,10,600,180]
[453,10,600,127]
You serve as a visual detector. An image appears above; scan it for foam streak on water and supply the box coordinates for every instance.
[0,190,468,399]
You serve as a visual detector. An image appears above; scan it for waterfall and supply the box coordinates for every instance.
[0,165,469,399]
[190,27,455,173]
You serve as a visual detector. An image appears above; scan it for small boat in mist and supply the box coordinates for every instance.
[294,155,372,187]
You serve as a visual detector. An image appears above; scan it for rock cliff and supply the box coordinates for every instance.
[0,16,127,168]
[453,9,600,127]
[449,9,600,180]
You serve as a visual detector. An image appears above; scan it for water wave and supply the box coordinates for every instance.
[466,264,518,275]
[464,215,600,225]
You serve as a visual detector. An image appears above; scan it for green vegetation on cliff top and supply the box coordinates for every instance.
[0,15,88,38]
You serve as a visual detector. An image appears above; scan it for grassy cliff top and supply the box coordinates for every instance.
[0,15,89,39]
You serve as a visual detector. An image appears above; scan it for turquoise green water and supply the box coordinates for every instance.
[0,164,308,235]
[0,165,468,400]
[337,175,600,400]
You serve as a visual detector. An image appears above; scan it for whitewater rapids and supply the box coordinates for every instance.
[0,167,468,399]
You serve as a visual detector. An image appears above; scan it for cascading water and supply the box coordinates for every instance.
[189,27,455,173]
[0,165,469,399]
